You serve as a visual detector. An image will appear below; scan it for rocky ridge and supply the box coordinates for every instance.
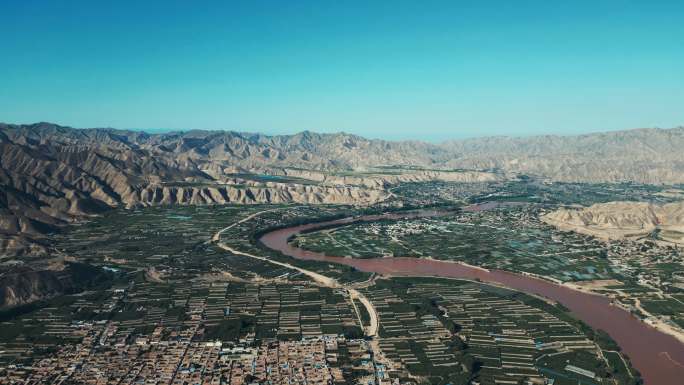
[2,121,684,258]
[1,123,496,258]
[270,168,503,189]
[542,201,684,243]
[1,122,683,307]
[0,262,111,308]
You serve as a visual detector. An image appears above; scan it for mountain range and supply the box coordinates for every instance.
[1,121,684,307]
[1,122,684,258]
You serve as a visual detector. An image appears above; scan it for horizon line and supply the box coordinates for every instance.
[3,120,683,144]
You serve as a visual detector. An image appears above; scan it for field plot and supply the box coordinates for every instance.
[0,180,674,383]
[206,282,364,341]
[217,204,376,284]
[363,278,638,385]
[50,204,315,281]
[468,180,681,206]
[390,181,495,206]
[293,206,615,282]
[2,278,370,383]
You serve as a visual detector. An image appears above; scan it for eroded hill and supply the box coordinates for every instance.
[542,201,684,243]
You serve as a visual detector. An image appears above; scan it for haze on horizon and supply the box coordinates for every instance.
[1,1,683,141]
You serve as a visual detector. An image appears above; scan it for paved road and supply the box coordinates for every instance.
[212,209,379,338]
[349,288,379,337]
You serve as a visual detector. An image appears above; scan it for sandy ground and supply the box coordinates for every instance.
[572,279,623,289]
[422,256,490,272]
[350,288,379,337]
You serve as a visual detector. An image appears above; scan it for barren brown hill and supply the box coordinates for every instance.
[542,201,684,243]
[1,122,684,307]
[2,122,684,258]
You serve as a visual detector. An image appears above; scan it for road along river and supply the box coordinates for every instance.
[259,210,684,385]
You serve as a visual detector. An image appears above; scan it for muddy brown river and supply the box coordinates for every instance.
[260,209,684,385]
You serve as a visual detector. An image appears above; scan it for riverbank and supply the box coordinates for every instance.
[258,209,684,385]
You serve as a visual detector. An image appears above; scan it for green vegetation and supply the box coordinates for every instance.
[2,178,670,383]
[362,277,639,385]
[292,205,615,282]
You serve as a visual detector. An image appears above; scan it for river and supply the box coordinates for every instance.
[259,207,684,385]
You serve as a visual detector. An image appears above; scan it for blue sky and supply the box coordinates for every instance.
[1,1,682,141]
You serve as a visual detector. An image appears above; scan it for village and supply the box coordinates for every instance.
[0,181,669,385]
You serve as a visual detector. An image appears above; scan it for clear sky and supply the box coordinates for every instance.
[1,1,682,141]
